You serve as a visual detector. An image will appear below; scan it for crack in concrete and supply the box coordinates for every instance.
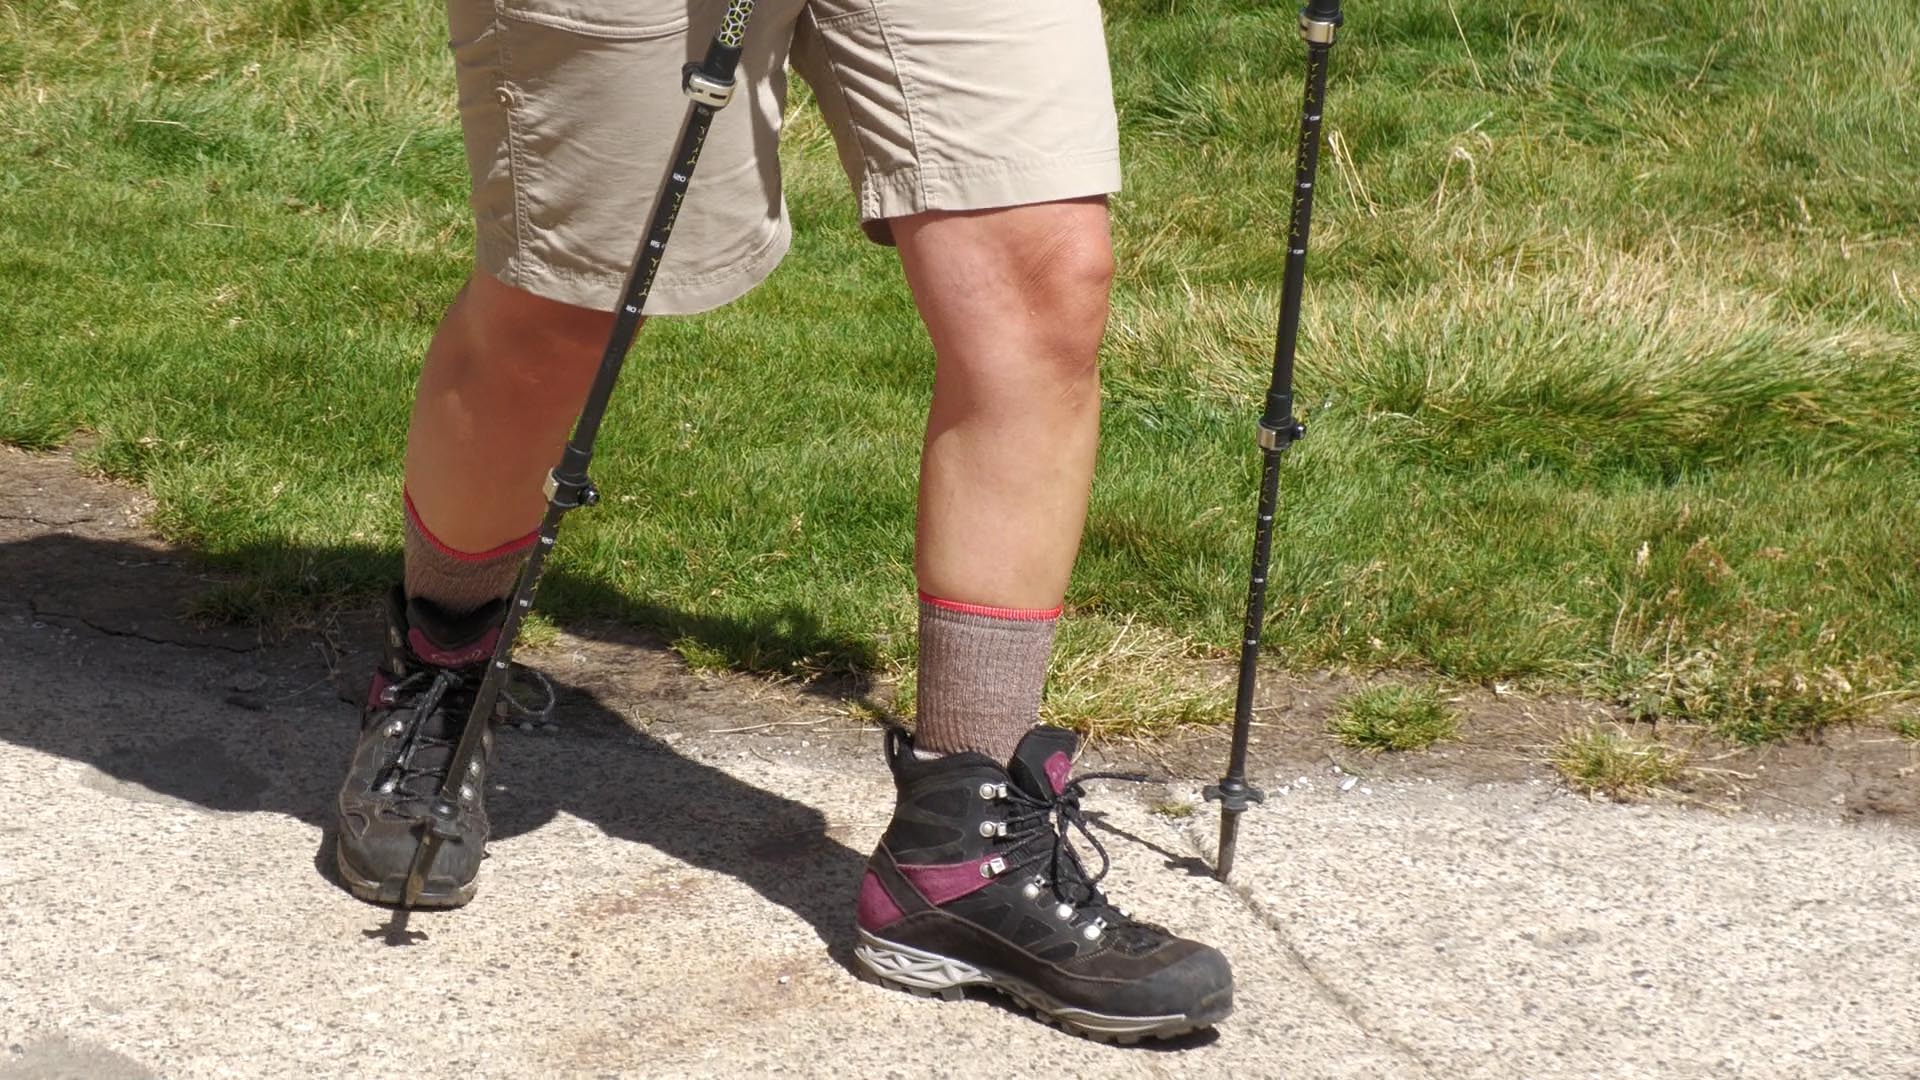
[24,599,260,655]
[1180,826,1443,1078]
[0,512,102,525]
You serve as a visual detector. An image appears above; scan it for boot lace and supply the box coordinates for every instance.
[373,664,555,811]
[999,770,1157,930]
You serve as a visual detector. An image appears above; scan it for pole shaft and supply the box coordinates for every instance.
[1264,40,1332,440]
[1213,14,1338,882]
[561,99,722,465]
[1227,448,1284,779]
[1230,39,1331,773]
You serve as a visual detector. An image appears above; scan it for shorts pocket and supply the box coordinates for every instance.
[494,0,688,40]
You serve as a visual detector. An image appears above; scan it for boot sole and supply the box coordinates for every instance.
[335,845,476,910]
[853,927,1231,1044]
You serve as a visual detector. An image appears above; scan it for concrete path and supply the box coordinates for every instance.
[3,454,1917,1078]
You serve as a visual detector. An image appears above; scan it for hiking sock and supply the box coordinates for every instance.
[912,591,1060,762]
[402,489,536,616]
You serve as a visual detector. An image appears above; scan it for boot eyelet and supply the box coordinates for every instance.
[459,783,477,803]
[468,759,482,777]
[978,820,1007,838]
[980,856,1007,878]
[1055,902,1075,920]
[1022,877,1045,901]
[977,782,1008,800]
[1082,918,1107,941]
[384,719,404,736]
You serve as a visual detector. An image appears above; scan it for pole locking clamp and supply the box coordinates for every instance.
[1257,419,1307,450]
[1299,15,1338,44]
[544,470,601,509]
[682,64,736,109]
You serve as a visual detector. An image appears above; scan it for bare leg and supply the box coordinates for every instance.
[895,197,1113,611]
[892,198,1114,759]
[333,274,621,907]
[403,272,621,555]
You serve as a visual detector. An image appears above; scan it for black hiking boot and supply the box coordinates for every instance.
[333,587,550,908]
[853,726,1233,1042]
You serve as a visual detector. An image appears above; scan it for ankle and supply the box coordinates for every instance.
[911,591,1061,762]
[401,489,534,617]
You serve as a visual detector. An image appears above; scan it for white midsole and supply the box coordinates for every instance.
[854,928,1186,1035]
[854,927,989,991]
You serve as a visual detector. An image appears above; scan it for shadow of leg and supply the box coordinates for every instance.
[493,685,871,966]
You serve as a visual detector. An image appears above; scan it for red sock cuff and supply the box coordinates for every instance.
[917,590,1062,622]
[403,489,539,563]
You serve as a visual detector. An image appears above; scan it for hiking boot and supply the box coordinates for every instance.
[853,726,1233,1042]
[333,587,549,908]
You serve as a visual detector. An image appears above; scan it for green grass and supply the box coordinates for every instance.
[3,0,1918,740]
[1328,684,1461,751]
[1553,726,1690,799]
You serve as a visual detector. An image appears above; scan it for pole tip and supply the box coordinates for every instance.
[1214,809,1241,882]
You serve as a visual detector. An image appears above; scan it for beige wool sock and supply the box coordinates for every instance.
[402,490,536,620]
[912,592,1061,763]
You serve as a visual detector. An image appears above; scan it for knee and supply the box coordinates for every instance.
[1011,221,1115,375]
[437,275,616,415]
[914,203,1115,396]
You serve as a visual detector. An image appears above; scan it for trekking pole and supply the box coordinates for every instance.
[1203,0,1343,883]
[397,0,759,910]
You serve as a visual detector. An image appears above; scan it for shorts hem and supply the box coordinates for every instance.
[859,149,1123,224]
[476,214,792,316]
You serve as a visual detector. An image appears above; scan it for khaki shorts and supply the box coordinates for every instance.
[449,0,1122,315]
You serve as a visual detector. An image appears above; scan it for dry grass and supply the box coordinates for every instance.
[1041,617,1234,738]
[1553,726,1690,799]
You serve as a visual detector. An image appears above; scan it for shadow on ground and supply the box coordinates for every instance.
[0,529,874,960]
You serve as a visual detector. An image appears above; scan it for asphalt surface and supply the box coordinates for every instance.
[3,453,1917,1078]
